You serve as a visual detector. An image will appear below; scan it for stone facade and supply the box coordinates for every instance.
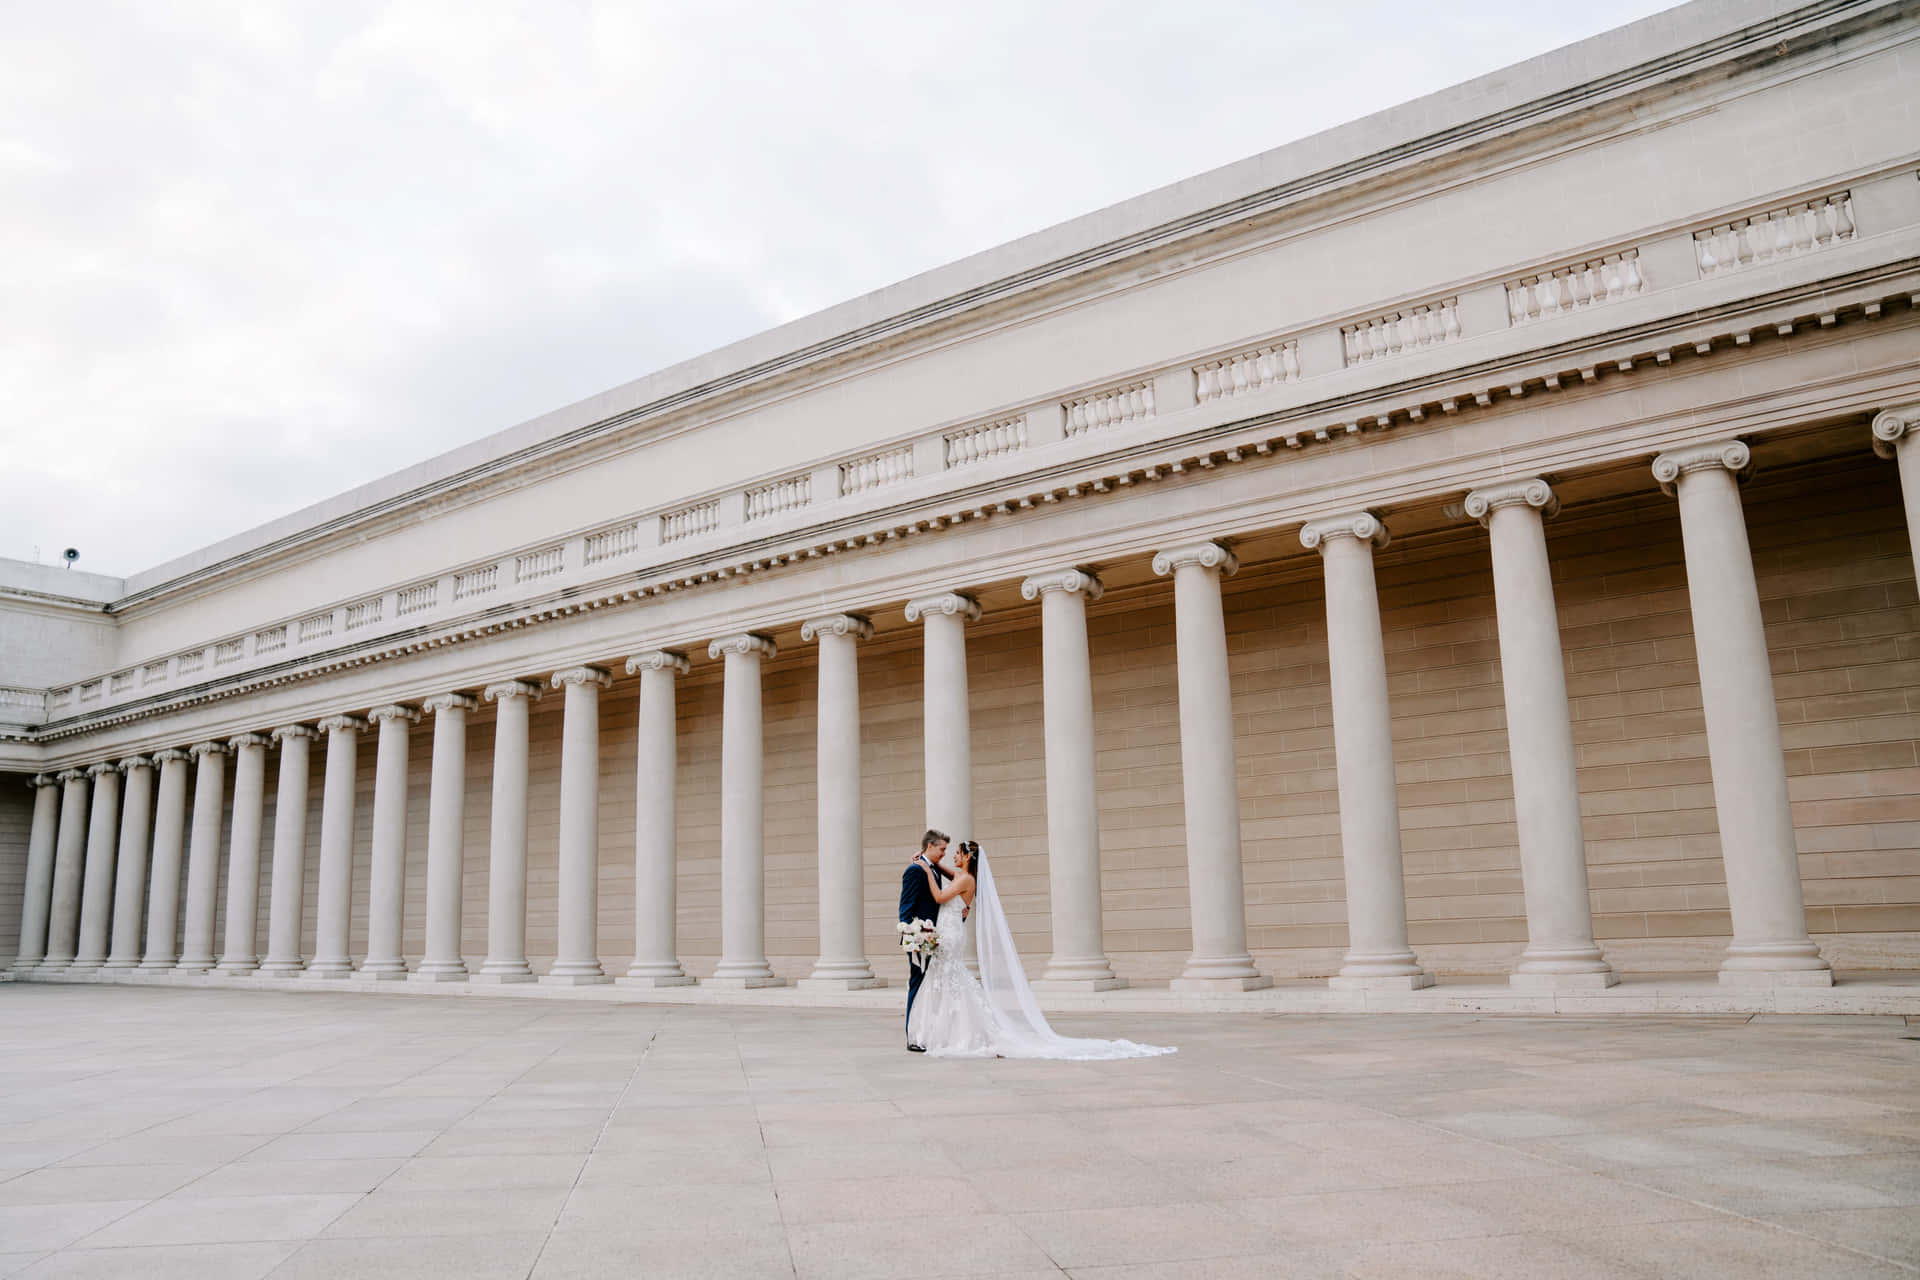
[4,0,1920,998]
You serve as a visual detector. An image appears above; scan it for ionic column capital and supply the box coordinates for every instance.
[150,748,190,765]
[1152,541,1238,578]
[86,761,118,779]
[317,714,368,735]
[1872,404,1920,459]
[707,634,776,661]
[550,666,612,690]
[366,704,421,726]
[29,773,56,789]
[483,680,543,703]
[422,692,479,715]
[116,756,153,773]
[55,768,86,784]
[271,724,317,745]
[625,651,690,676]
[1020,568,1104,602]
[801,614,873,643]
[904,592,981,623]
[187,741,228,760]
[1463,477,1558,527]
[227,733,272,751]
[1300,511,1389,552]
[1652,438,1750,496]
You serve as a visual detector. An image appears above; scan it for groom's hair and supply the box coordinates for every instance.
[920,828,949,851]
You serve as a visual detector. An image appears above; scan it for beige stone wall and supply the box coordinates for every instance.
[0,782,28,962]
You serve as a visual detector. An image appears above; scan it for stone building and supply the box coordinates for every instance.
[4,0,1918,1007]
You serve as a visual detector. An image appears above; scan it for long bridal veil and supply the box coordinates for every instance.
[970,855,1175,1061]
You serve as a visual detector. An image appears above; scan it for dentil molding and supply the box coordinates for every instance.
[624,651,690,677]
[1872,403,1920,459]
[1152,541,1239,578]
[1652,438,1750,496]
[1300,510,1390,552]
[1462,477,1558,527]
[903,592,981,623]
[800,614,874,643]
[1020,568,1104,601]
[707,634,776,661]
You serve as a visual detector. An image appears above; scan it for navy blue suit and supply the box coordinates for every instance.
[900,857,947,1038]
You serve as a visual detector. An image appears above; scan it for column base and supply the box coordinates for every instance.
[1510,969,1617,989]
[1031,976,1130,993]
[256,960,304,976]
[541,972,612,987]
[100,959,141,972]
[409,969,469,984]
[1719,968,1834,987]
[304,961,354,979]
[135,960,175,972]
[703,975,786,989]
[213,960,258,976]
[65,960,105,974]
[174,960,214,975]
[355,964,409,981]
[1329,973,1435,990]
[469,970,536,985]
[1171,975,1273,993]
[617,973,698,988]
[797,976,888,991]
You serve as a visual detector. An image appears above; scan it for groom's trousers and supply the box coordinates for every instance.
[905,956,927,1036]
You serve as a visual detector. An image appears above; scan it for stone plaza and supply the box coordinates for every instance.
[0,985,1915,1277]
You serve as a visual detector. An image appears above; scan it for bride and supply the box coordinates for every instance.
[906,840,1174,1060]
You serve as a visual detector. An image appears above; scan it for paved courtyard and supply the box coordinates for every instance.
[0,987,1915,1278]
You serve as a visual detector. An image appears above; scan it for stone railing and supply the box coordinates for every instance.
[0,685,48,724]
[584,523,639,565]
[840,446,914,496]
[298,612,335,641]
[215,639,245,666]
[1343,298,1461,365]
[1065,381,1155,437]
[945,417,1027,469]
[1507,249,1646,323]
[661,500,721,543]
[142,661,168,686]
[344,598,383,631]
[110,671,133,694]
[255,625,288,654]
[396,583,438,617]
[515,546,565,583]
[453,566,497,600]
[1694,191,1855,278]
[177,650,205,675]
[746,474,812,522]
[79,680,102,704]
[1195,341,1300,402]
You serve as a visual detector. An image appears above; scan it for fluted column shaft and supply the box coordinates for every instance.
[216,734,270,974]
[359,705,419,979]
[140,751,190,969]
[177,743,229,972]
[1655,441,1830,985]
[260,727,315,974]
[801,618,882,989]
[70,763,122,972]
[308,716,365,978]
[415,694,475,981]
[546,668,611,984]
[1302,513,1432,989]
[41,770,89,971]
[474,682,538,982]
[1024,570,1124,990]
[1873,406,1920,587]
[1466,480,1614,988]
[622,656,693,986]
[12,777,60,970]
[1155,544,1269,991]
[707,636,781,986]
[907,593,980,841]
[104,758,155,970]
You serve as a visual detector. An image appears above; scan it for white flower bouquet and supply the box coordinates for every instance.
[897,919,939,960]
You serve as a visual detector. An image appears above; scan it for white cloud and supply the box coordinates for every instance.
[0,0,1676,577]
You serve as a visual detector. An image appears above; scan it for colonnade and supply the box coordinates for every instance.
[13,437,1873,990]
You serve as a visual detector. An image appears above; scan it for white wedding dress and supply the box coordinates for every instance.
[907,858,1174,1061]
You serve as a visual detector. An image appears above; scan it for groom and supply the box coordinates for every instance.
[900,828,949,1053]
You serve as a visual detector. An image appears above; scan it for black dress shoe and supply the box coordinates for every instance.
[907,1043,926,1053]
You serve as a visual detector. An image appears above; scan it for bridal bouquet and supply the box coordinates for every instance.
[897,919,939,960]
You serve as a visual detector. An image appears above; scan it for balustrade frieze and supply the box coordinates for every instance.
[945,417,1027,469]
[1195,340,1300,402]
[1065,381,1154,436]
[1694,191,1854,278]
[1343,298,1460,365]
[746,473,813,521]
[1507,250,1645,324]
[661,500,721,543]
[839,446,914,496]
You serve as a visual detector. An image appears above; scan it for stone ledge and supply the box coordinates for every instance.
[12,968,1919,1016]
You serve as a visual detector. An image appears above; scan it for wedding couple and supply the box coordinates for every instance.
[899,829,1173,1060]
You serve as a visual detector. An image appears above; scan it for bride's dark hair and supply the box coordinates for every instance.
[958,840,980,876]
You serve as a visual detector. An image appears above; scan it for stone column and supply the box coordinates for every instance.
[1872,404,1920,586]
[474,681,539,983]
[1464,479,1615,988]
[11,776,60,971]
[905,592,981,840]
[707,635,782,987]
[415,693,476,982]
[69,762,122,972]
[358,704,419,980]
[1300,512,1433,989]
[259,726,315,975]
[1654,440,1831,985]
[307,715,366,978]
[140,750,190,970]
[177,742,229,973]
[215,733,270,974]
[1022,568,1125,991]
[103,757,155,971]
[621,653,694,987]
[1153,542,1269,992]
[800,616,883,990]
[546,667,611,985]
[40,768,90,972]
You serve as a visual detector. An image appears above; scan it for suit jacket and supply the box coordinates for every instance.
[899,857,947,932]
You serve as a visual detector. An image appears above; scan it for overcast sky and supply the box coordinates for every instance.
[2,0,1676,579]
